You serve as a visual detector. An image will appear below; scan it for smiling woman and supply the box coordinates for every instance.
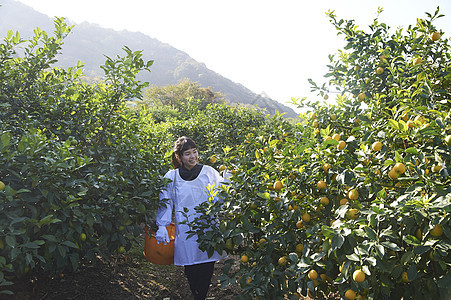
[155,136,228,300]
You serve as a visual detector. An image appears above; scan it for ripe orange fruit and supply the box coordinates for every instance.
[348,189,359,200]
[376,67,384,75]
[430,224,443,237]
[337,140,346,150]
[372,141,383,151]
[347,209,359,220]
[345,289,356,300]
[320,197,330,205]
[401,271,409,283]
[209,156,217,163]
[317,180,327,190]
[313,121,319,128]
[273,181,283,190]
[430,32,441,41]
[401,112,409,122]
[296,221,303,229]
[323,163,331,172]
[432,165,442,172]
[357,93,366,101]
[219,165,226,171]
[394,163,406,174]
[241,255,249,263]
[388,168,399,180]
[340,198,348,206]
[308,269,318,280]
[302,213,311,223]
[416,228,422,240]
[296,243,304,253]
[413,57,422,65]
[332,133,341,141]
[353,269,365,282]
[278,256,287,266]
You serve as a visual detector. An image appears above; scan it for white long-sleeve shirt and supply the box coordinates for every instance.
[157,165,226,266]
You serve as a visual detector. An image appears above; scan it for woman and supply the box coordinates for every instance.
[155,136,226,300]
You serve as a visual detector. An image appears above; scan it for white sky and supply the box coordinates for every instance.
[13,0,451,107]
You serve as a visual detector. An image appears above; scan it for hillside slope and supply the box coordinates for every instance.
[0,0,298,118]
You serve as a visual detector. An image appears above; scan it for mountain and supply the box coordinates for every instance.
[0,0,298,118]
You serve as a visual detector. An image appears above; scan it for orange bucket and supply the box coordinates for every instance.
[143,223,175,265]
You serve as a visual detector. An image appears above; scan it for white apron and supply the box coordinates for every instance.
[157,165,226,266]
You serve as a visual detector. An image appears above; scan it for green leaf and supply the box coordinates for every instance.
[364,226,377,241]
[413,246,430,255]
[405,147,418,154]
[5,236,16,248]
[388,119,399,130]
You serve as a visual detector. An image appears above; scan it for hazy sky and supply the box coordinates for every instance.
[13,0,451,107]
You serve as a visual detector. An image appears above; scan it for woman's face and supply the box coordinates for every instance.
[180,147,198,170]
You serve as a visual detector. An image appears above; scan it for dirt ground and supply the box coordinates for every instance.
[0,242,241,300]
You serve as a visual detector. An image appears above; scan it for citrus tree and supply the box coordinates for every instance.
[188,7,450,300]
[0,18,166,294]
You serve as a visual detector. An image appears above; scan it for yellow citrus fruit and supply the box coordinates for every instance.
[314,128,320,135]
[330,114,336,121]
[354,65,360,71]
[348,189,359,200]
[416,228,422,240]
[372,141,383,151]
[413,57,422,65]
[340,198,348,206]
[388,168,399,180]
[323,163,331,172]
[308,269,318,280]
[324,136,332,142]
[296,221,303,229]
[273,180,283,190]
[432,165,442,172]
[376,67,384,75]
[345,289,356,300]
[357,93,366,101]
[296,244,304,253]
[407,120,415,128]
[353,269,365,282]
[347,209,359,220]
[258,238,266,244]
[401,271,409,283]
[320,197,330,205]
[118,246,125,254]
[380,54,386,61]
[247,277,252,283]
[394,163,406,174]
[302,213,311,223]
[401,112,409,122]
[80,233,87,241]
[278,256,287,266]
[337,140,346,150]
[332,133,341,141]
[317,180,327,190]
[430,224,443,237]
[313,121,319,128]
[0,181,5,191]
[241,255,249,263]
[209,156,217,163]
[430,32,441,41]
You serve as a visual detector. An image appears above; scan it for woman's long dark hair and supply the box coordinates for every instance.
[171,136,197,169]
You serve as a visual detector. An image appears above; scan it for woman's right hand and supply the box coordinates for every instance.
[155,226,170,244]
